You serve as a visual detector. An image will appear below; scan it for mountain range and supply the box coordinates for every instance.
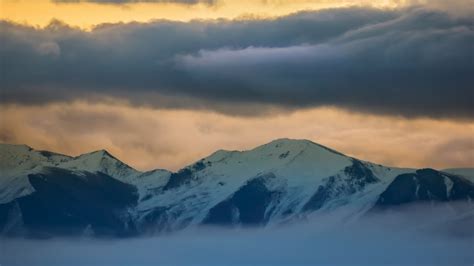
[1,139,473,238]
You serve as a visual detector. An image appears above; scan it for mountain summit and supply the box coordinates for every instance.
[0,139,473,237]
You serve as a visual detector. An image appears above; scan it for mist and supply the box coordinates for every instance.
[1,203,473,266]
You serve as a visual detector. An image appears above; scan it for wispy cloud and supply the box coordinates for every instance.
[52,0,216,5]
[1,102,472,171]
[2,203,473,265]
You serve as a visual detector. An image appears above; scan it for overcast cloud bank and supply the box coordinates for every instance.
[1,7,473,118]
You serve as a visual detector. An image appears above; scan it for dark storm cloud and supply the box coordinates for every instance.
[0,8,473,118]
[52,0,216,4]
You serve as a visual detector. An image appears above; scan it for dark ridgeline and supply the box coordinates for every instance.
[1,167,138,238]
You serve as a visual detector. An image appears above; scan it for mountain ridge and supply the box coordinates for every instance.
[1,139,473,237]
[4,139,470,174]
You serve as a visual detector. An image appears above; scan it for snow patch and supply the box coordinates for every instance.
[444,176,454,198]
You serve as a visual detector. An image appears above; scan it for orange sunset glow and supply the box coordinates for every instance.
[1,0,473,171]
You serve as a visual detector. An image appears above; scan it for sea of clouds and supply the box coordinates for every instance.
[1,203,473,266]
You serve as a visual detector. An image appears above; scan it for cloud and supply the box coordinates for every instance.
[0,7,473,118]
[2,203,474,265]
[1,102,473,171]
[429,137,474,167]
[52,0,216,5]
[36,41,61,57]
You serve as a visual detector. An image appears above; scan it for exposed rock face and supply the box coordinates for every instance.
[375,169,474,206]
[1,167,138,238]
[203,173,280,226]
[303,160,379,211]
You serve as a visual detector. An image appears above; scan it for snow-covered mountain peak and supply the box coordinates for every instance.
[258,137,312,147]
[144,138,358,227]
[2,140,472,237]
[256,138,347,156]
[0,144,73,203]
[0,143,71,174]
[250,138,310,154]
[60,149,139,183]
[0,144,32,171]
[203,139,346,165]
[173,138,354,186]
[0,143,33,152]
[76,149,115,159]
[205,149,239,162]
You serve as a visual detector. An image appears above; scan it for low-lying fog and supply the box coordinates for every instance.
[1,204,473,266]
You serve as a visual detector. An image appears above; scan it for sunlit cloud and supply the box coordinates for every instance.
[0,0,472,172]
[1,102,472,171]
[52,0,215,4]
[1,0,472,29]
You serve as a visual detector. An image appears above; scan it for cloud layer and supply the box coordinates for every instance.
[2,204,474,265]
[52,0,215,4]
[1,102,472,171]
[1,7,473,118]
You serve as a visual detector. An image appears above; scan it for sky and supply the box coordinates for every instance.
[0,0,473,171]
